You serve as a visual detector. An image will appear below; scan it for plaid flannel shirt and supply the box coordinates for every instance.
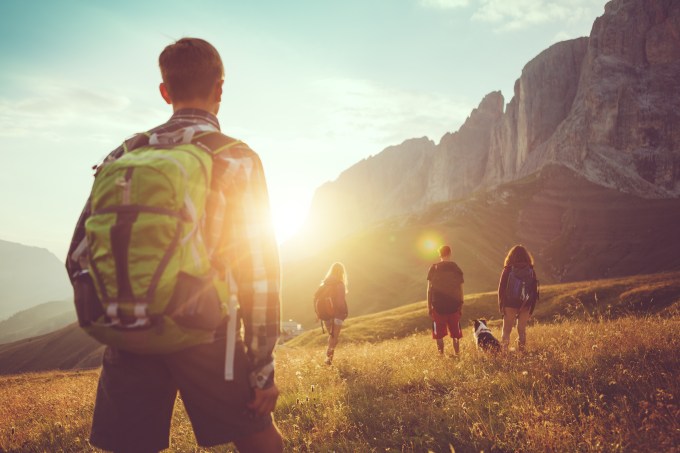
[66,109,281,387]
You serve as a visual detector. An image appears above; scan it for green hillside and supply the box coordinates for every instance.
[282,165,680,328]
[1,270,678,377]
[289,270,680,348]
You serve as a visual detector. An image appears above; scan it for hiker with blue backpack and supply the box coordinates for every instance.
[314,262,349,365]
[498,245,539,352]
[66,38,283,452]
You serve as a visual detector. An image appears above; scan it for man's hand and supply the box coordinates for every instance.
[248,383,279,417]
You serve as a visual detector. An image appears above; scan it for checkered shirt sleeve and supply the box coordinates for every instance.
[210,143,281,384]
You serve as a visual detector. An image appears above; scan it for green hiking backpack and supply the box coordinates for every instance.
[72,125,241,354]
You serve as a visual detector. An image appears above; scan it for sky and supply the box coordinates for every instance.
[0,0,608,259]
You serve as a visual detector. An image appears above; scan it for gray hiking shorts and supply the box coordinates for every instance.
[89,335,272,452]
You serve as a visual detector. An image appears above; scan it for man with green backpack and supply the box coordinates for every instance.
[66,38,282,452]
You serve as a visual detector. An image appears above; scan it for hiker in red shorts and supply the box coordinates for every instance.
[427,245,464,355]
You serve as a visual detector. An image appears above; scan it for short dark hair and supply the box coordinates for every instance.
[159,38,224,103]
[438,245,451,258]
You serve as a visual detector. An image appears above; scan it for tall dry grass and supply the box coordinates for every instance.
[277,315,680,452]
[1,315,678,452]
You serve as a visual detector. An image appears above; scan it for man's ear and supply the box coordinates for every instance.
[215,79,224,103]
[159,83,172,104]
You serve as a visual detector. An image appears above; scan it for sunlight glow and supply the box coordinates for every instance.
[417,230,446,261]
[271,202,307,245]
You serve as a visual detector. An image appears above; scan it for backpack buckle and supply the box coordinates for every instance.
[133,304,148,318]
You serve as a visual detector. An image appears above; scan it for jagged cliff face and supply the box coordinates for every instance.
[304,137,436,238]
[304,94,503,239]
[429,91,504,203]
[523,0,680,196]
[485,0,680,194]
[301,0,680,244]
[485,38,589,183]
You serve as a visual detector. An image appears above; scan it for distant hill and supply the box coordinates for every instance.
[282,165,680,327]
[0,323,103,375]
[2,270,678,376]
[0,300,75,345]
[0,239,71,320]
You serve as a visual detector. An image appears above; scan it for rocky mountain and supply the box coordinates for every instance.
[508,0,680,196]
[299,0,680,247]
[303,137,437,241]
[0,240,71,320]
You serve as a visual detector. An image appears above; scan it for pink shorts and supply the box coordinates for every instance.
[431,310,462,340]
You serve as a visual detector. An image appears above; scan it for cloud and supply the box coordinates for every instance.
[471,0,606,32]
[0,77,164,140]
[419,0,470,9]
[310,78,474,147]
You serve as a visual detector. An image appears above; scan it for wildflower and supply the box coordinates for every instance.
[522,371,528,376]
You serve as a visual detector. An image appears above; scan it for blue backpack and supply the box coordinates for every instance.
[505,266,539,309]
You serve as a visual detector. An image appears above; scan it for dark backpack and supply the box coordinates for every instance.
[505,266,539,309]
[429,262,464,314]
[314,282,335,321]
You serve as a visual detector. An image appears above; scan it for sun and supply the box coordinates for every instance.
[271,202,307,245]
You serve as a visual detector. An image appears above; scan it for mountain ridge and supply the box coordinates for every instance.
[0,300,75,345]
[0,239,71,320]
[298,0,680,249]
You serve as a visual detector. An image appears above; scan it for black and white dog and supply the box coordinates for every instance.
[472,319,501,352]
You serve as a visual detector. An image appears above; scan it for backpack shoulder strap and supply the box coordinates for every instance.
[123,133,150,153]
[192,131,244,156]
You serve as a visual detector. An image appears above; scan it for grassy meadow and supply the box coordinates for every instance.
[1,273,679,452]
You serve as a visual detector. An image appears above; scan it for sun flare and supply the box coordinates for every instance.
[417,230,446,261]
